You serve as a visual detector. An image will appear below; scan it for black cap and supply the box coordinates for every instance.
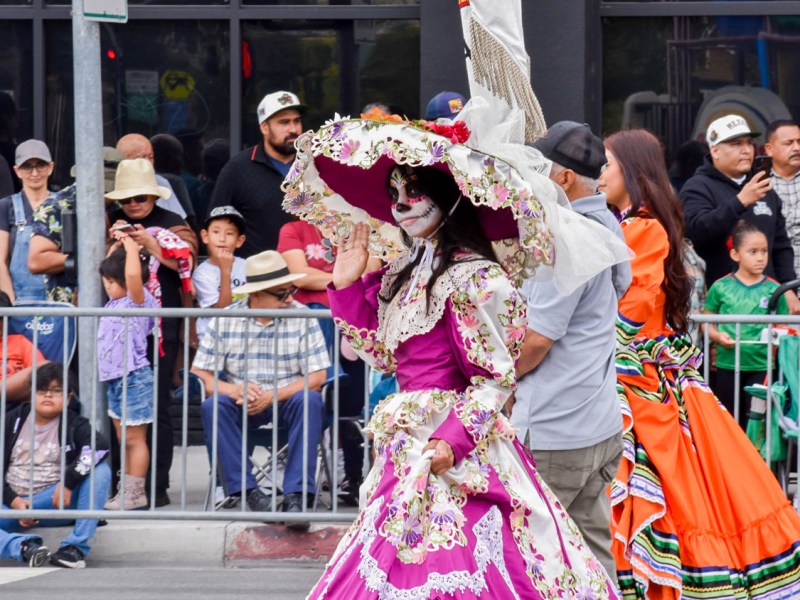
[529,121,606,179]
[205,205,245,233]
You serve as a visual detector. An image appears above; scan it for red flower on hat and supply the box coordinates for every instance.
[357,108,471,144]
[423,120,471,144]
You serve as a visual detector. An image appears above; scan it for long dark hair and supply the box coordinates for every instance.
[604,129,692,334]
[380,166,497,310]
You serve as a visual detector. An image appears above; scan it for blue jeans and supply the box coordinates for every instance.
[201,391,324,496]
[0,461,111,561]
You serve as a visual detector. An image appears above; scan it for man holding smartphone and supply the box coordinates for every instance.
[765,119,800,281]
[681,114,800,313]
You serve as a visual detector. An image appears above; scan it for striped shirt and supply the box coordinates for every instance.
[772,169,800,276]
[192,299,330,388]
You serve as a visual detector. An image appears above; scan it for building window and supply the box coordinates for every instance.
[45,20,230,187]
[603,14,800,168]
[0,21,32,176]
[241,18,420,147]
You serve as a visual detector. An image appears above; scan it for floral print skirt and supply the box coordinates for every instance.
[307,390,619,599]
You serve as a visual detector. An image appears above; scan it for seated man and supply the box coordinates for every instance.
[191,251,329,531]
[0,291,46,403]
[0,362,110,568]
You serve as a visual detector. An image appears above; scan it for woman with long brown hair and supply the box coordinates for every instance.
[600,128,800,599]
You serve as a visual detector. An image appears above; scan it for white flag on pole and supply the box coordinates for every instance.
[459,0,546,141]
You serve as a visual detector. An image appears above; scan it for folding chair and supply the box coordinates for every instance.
[202,374,336,512]
[745,334,799,495]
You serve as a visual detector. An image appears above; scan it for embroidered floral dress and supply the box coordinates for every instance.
[307,251,619,600]
[611,215,800,600]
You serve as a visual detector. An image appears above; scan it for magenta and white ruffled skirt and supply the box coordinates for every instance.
[307,390,620,600]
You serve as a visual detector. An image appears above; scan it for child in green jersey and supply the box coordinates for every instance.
[704,220,789,429]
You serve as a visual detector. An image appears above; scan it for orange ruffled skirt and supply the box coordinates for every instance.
[612,335,800,599]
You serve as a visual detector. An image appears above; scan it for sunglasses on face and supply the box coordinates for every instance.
[17,161,51,173]
[264,286,297,301]
[118,195,151,206]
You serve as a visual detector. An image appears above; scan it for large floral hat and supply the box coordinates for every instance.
[282,101,628,291]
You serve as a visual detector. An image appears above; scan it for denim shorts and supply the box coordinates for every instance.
[106,366,155,425]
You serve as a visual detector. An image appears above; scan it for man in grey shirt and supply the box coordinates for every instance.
[511,121,631,582]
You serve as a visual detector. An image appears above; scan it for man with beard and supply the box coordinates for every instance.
[208,91,307,257]
[766,119,800,278]
[682,115,798,312]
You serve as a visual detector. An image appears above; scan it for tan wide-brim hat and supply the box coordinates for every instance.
[233,250,306,295]
[70,146,126,194]
[104,158,172,201]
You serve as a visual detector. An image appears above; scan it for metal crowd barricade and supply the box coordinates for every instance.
[7,304,799,524]
[0,304,368,524]
[690,311,800,511]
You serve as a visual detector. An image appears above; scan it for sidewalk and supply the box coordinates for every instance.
[5,446,355,568]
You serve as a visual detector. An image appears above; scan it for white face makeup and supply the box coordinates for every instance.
[388,166,444,239]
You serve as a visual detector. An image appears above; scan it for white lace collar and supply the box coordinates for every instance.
[376,250,495,351]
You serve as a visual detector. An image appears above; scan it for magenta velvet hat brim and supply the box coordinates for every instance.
[314,153,519,241]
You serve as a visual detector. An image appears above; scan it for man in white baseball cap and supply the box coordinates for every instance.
[704,114,760,148]
[207,90,309,258]
[681,114,800,311]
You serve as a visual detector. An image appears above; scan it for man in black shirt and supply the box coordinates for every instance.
[209,90,308,257]
[681,114,800,313]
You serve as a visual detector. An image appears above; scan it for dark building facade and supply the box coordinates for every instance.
[1,1,799,187]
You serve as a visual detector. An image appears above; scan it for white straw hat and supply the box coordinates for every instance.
[105,158,172,201]
[233,251,306,295]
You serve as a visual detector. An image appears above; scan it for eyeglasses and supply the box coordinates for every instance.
[264,286,297,301]
[118,195,151,205]
[17,161,51,174]
[36,386,64,397]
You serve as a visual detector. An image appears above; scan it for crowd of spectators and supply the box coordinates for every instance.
[1,84,799,572]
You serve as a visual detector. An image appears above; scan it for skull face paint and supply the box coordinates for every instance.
[388,166,444,239]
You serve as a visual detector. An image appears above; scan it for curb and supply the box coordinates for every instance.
[224,523,349,567]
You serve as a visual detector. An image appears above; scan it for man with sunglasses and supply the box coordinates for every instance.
[191,250,329,530]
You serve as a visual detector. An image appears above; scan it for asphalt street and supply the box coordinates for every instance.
[0,563,327,599]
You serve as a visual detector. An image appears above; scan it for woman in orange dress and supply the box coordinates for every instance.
[599,129,800,600]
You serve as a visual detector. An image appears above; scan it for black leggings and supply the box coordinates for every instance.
[712,368,767,430]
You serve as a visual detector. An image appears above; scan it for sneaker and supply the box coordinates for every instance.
[245,487,273,512]
[214,485,227,505]
[20,539,49,568]
[282,492,310,532]
[49,545,86,569]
